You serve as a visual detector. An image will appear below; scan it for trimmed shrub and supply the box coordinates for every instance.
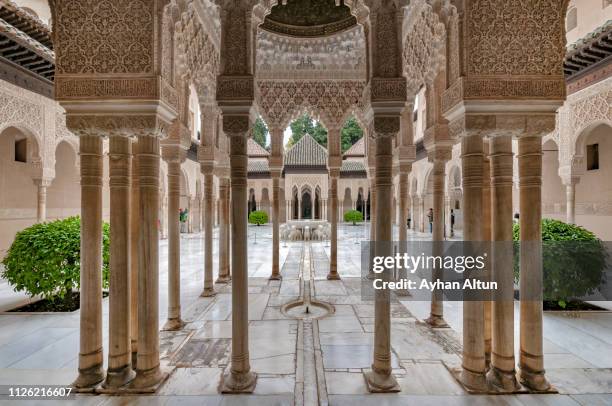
[249,210,268,225]
[513,218,607,308]
[1,217,110,304]
[344,210,363,225]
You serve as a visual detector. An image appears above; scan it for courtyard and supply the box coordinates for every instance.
[1,225,611,405]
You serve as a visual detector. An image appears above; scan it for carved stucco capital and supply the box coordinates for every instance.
[372,116,400,138]
[65,114,170,138]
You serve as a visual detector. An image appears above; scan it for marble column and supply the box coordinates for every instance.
[327,173,340,280]
[338,200,344,222]
[518,135,550,391]
[426,156,449,328]
[163,149,185,330]
[104,136,135,388]
[217,177,231,283]
[131,135,164,390]
[129,140,139,364]
[201,167,216,297]
[409,195,415,230]
[270,172,282,280]
[73,135,105,389]
[34,179,51,222]
[460,132,487,391]
[398,172,409,242]
[370,179,377,240]
[482,144,492,368]
[488,135,519,391]
[220,127,256,393]
[364,125,399,393]
[564,177,579,224]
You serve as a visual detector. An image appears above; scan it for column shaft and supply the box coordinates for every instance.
[427,159,448,327]
[217,178,231,283]
[129,140,139,363]
[104,136,135,388]
[482,147,492,368]
[164,159,183,329]
[488,135,519,391]
[398,173,409,243]
[132,135,163,389]
[271,175,281,279]
[566,182,576,224]
[73,135,105,388]
[220,132,256,392]
[36,183,48,222]
[460,133,487,391]
[518,136,550,391]
[202,172,215,297]
[364,134,399,392]
[327,175,340,279]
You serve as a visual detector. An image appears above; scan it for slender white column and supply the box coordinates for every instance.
[73,135,105,389]
[217,177,231,283]
[327,173,340,280]
[129,140,139,364]
[564,177,579,224]
[482,145,492,368]
[398,173,409,242]
[163,149,185,330]
[364,124,399,393]
[487,135,519,391]
[426,156,449,328]
[131,135,164,390]
[460,132,487,391]
[518,136,550,391]
[104,136,135,388]
[34,179,51,222]
[201,168,216,297]
[220,125,257,393]
[270,173,281,279]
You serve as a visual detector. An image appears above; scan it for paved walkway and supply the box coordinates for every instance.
[0,224,610,405]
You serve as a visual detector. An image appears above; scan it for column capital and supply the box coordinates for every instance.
[200,161,215,175]
[450,113,556,140]
[372,115,401,138]
[161,144,187,164]
[33,177,53,188]
[66,114,171,138]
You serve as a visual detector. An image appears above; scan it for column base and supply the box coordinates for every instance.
[519,366,552,392]
[219,369,257,393]
[200,288,217,298]
[216,275,231,284]
[424,314,449,328]
[162,318,185,331]
[363,369,400,393]
[129,365,167,392]
[269,273,282,281]
[326,271,341,280]
[73,364,105,391]
[101,365,136,390]
[486,366,520,393]
[460,367,488,393]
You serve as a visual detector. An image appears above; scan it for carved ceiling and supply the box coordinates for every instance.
[261,0,357,37]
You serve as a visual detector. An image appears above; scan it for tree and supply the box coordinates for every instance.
[341,117,363,153]
[512,219,607,308]
[252,117,269,149]
[2,217,110,307]
[248,210,269,226]
[344,209,364,225]
[286,114,327,148]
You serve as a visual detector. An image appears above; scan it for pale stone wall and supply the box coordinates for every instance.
[566,0,612,45]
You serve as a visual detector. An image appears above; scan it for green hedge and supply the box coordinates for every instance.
[1,216,110,302]
[513,218,607,307]
[248,210,268,225]
[344,210,363,225]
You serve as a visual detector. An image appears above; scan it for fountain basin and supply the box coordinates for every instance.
[281,299,334,320]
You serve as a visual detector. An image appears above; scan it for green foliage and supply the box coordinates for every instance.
[248,210,269,226]
[344,210,364,225]
[253,117,269,149]
[285,114,364,154]
[513,218,607,307]
[286,114,328,149]
[341,117,363,153]
[179,208,189,223]
[1,216,110,301]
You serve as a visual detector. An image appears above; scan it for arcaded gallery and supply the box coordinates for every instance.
[0,0,611,404]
